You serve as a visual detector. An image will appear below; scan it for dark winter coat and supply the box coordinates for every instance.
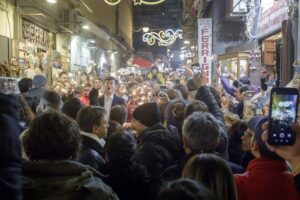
[135,123,184,178]
[76,132,105,171]
[161,151,244,182]
[195,86,229,159]
[0,94,22,200]
[22,160,119,200]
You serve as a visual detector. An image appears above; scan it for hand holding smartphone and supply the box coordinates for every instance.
[268,87,299,145]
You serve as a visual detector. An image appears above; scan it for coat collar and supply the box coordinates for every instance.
[80,131,105,149]
[246,157,287,172]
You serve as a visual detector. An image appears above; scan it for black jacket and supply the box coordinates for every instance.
[93,94,126,107]
[195,86,229,160]
[161,151,244,182]
[135,123,184,178]
[101,162,152,200]
[22,160,119,200]
[0,94,22,200]
[76,132,105,171]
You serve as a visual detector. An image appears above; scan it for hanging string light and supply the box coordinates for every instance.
[142,29,183,46]
[104,0,166,6]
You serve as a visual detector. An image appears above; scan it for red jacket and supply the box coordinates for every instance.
[235,158,299,200]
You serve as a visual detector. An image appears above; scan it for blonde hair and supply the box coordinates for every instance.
[182,153,237,200]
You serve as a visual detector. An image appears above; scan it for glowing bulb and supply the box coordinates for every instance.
[142,27,149,32]
[184,40,190,44]
[47,0,57,3]
[82,25,90,30]
[191,46,195,49]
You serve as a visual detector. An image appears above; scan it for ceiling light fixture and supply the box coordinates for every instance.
[46,0,57,3]
[82,25,90,30]
[184,40,190,44]
[191,46,195,49]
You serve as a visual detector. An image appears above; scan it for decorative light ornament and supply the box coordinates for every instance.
[142,27,150,32]
[142,29,183,46]
[104,0,166,6]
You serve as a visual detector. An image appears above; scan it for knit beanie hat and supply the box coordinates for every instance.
[33,75,47,88]
[132,102,161,127]
[248,116,281,159]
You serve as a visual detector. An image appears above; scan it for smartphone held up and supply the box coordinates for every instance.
[268,87,299,146]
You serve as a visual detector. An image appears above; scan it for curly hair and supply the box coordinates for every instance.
[23,111,81,161]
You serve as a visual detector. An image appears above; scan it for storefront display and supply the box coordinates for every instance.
[218,52,250,80]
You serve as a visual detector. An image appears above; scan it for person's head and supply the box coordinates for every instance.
[36,91,61,113]
[89,87,99,102]
[184,100,208,119]
[32,75,47,88]
[241,117,258,152]
[157,179,216,200]
[62,97,83,120]
[23,112,81,161]
[182,112,220,154]
[235,85,249,102]
[165,99,187,134]
[186,77,198,91]
[105,131,136,166]
[59,72,68,83]
[248,116,282,159]
[18,78,32,93]
[107,120,124,138]
[173,84,189,100]
[104,76,117,95]
[118,83,128,95]
[132,102,161,136]
[166,88,183,100]
[182,154,237,200]
[109,105,127,125]
[209,86,222,108]
[228,120,248,152]
[239,76,251,85]
[151,66,159,74]
[81,83,91,97]
[76,106,107,138]
[93,78,102,90]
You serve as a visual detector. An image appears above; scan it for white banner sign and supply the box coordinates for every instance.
[198,18,212,84]
[256,0,289,38]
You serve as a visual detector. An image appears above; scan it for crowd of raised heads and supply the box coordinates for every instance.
[1,65,300,200]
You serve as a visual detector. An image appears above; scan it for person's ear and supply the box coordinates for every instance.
[251,139,259,152]
[92,125,98,134]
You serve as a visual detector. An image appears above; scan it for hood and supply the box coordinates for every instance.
[22,160,106,191]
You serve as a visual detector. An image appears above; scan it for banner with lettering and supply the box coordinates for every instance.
[198,18,212,84]
[256,0,289,39]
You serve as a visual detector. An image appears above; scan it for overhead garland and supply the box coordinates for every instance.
[104,0,166,6]
[142,29,183,46]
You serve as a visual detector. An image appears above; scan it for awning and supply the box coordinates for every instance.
[132,57,153,68]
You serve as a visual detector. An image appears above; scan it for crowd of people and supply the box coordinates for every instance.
[1,65,300,200]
